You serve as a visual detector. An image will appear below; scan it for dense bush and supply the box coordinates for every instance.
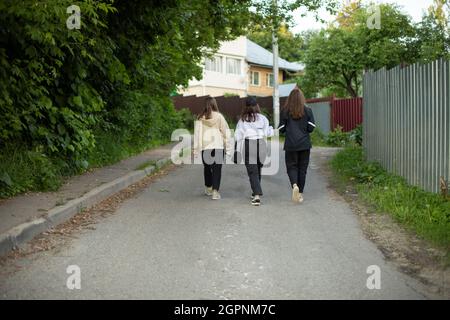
[0,146,64,197]
[0,0,251,197]
[326,125,363,147]
[349,124,363,146]
[177,108,196,132]
[326,125,350,147]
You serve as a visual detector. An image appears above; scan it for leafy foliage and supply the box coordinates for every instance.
[251,0,339,30]
[248,23,305,62]
[300,3,417,97]
[177,108,196,132]
[0,0,252,197]
[349,124,362,146]
[415,0,450,63]
[326,125,350,147]
[323,125,362,147]
[292,1,449,97]
[0,145,64,197]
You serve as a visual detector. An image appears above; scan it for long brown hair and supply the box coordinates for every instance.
[198,97,219,119]
[284,88,306,119]
[241,96,261,122]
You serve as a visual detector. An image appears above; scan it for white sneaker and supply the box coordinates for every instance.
[205,187,213,196]
[251,195,261,206]
[292,184,301,203]
[212,190,221,200]
[299,193,304,203]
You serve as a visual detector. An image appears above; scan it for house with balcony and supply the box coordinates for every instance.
[180,36,303,97]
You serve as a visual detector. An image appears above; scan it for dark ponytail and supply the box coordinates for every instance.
[240,96,260,122]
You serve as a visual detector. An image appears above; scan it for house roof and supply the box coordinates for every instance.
[279,83,297,97]
[246,39,304,73]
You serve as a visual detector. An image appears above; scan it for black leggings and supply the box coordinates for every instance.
[202,149,224,191]
[244,139,266,196]
[285,149,311,193]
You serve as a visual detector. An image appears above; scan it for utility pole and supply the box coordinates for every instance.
[272,0,280,129]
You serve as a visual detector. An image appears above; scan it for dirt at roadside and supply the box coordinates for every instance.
[312,147,450,299]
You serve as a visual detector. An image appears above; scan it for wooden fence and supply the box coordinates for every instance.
[172,95,363,133]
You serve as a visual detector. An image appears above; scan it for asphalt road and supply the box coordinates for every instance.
[0,146,431,299]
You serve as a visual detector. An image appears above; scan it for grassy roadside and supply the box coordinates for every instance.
[330,146,450,263]
[0,107,195,199]
[0,135,171,199]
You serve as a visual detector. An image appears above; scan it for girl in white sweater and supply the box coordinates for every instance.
[194,97,230,200]
[235,97,274,206]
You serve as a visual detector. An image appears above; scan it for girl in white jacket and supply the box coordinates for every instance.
[235,97,273,206]
[194,97,230,200]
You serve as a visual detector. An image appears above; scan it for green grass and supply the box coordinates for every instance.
[87,131,168,168]
[0,132,171,198]
[330,146,450,257]
[0,146,64,197]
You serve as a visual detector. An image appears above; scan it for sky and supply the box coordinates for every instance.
[291,0,434,33]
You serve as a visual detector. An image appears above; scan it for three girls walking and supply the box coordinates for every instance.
[194,88,315,205]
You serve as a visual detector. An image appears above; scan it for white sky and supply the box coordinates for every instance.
[292,0,434,33]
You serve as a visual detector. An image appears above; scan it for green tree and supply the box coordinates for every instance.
[428,0,450,27]
[415,0,450,63]
[251,0,338,29]
[248,23,305,62]
[0,0,251,157]
[0,0,252,196]
[300,3,417,97]
[250,0,339,61]
[302,28,365,97]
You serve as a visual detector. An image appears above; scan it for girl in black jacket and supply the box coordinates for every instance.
[279,88,316,203]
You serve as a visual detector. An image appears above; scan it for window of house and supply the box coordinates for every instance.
[226,58,241,75]
[205,55,223,73]
[251,71,260,86]
[267,73,275,87]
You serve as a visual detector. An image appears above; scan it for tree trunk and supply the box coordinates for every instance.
[343,73,358,97]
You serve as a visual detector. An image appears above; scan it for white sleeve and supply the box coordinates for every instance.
[235,120,244,142]
[264,116,274,137]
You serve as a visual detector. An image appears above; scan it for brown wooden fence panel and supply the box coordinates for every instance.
[214,96,244,122]
[172,95,208,116]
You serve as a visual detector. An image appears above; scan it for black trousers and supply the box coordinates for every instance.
[244,139,266,196]
[202,149,224,191]
[285,149,311,193]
